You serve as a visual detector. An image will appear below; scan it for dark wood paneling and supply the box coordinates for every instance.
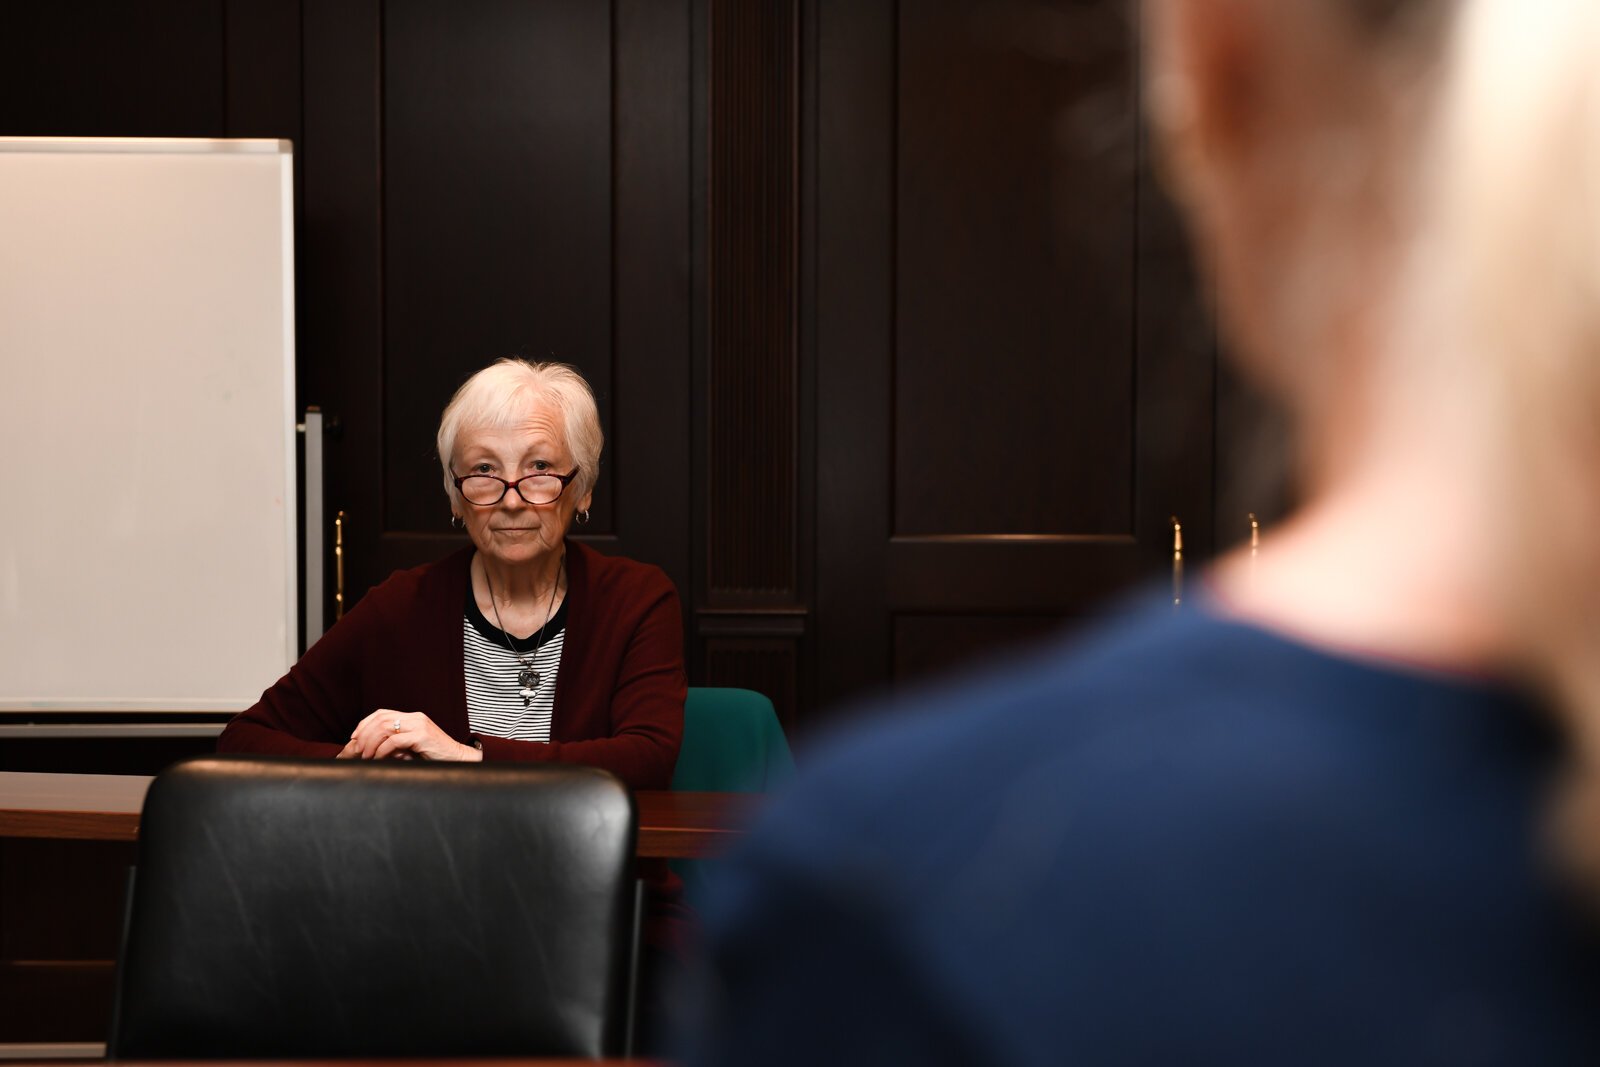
[893,612,1071,687]
[814,0,1214,715]
[887,535,1140,609]
[699,0,805,727]
[1130,13,1215,571]
[382,0,616,537]
[0,838,132,1042]
[813,0,898,711]
[613,0,695,600]
[1213,354,1292,551]
[306,1,694,605]
[301,0,386,604]
[894,0,1135,537]
[0,959,116,1042]
[224,0,302,140]
[704,637,800,734]
[0,0,225,136]
[706,0,799,599]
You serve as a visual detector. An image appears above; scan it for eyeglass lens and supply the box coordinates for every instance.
[459,475,565,505]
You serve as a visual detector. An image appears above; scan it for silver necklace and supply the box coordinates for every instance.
[482,556,562,708]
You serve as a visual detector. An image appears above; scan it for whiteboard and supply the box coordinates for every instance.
[0,138,297,712]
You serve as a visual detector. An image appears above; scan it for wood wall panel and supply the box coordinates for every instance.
[704,637,800,733]
[894,0,1136,538]
[303,1,694,606]
[0,0,225,137]
[0,837,134,1041]
[301,0,386,603]
[893,612,1073,688]
[813,0,897,711]
[700,0,806,728]
[814,0,1214,713]
[382,0,616,538]
[706,0,800,599]
[611,0,694,593]
[1214,354,1292,551]
[224,0,303,141]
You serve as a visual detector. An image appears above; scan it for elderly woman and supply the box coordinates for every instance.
[219,358,683,785]
[686,1,1600,1064]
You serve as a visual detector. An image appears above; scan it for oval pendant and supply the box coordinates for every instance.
[518,667,540,690]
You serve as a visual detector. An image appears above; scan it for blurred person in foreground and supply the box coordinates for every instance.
[687,0,1600,1063]
[1450,1,1600,896]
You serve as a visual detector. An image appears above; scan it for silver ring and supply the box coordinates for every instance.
[391,719,402,733]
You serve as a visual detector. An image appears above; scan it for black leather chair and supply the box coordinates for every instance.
[108,756,639,1059]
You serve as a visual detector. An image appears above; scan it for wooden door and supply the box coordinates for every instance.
[809,0,1216,714]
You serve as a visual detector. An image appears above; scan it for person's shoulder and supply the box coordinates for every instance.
[703,592,1577,1065]
[742,589,1419,874]
[804,590,1286,773]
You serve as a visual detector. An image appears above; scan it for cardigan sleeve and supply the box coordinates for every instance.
[476,570,685,789]
[216,587,381,758]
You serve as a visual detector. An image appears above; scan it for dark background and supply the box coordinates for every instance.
[0,0,1288,738]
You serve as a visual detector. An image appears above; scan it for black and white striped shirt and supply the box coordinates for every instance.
[462,592,567,742]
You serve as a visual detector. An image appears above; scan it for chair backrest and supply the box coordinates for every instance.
[670,688,793,911]
[672,687,794,793]
[108,756,637,1060]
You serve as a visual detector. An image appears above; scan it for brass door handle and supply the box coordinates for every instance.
[334,510,346,620]
[1171,516,1184,609]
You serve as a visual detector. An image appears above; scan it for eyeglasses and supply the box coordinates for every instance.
[453,470,579,507]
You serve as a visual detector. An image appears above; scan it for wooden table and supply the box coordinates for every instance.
[0,772,755,858]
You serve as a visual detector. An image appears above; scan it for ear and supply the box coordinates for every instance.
[1145,0,1266,183]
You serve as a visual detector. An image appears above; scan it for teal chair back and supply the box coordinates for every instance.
[672,687,794,793]
[672,687,794,909]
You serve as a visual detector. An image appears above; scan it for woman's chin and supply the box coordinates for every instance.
[477,536,558,567]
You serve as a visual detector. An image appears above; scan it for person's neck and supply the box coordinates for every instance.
[477,551,564,607]
[1211,417,1509,677]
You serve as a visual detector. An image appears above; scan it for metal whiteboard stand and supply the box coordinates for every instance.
[300,407,325,652]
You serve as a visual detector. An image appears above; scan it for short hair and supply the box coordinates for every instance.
[1443,0,1600,887]
[436,359,604,508]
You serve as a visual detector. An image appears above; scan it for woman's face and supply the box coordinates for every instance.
[450,400,591,573]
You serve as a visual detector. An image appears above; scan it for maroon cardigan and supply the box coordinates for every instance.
[218,540,692,952]
[219,540,685,789]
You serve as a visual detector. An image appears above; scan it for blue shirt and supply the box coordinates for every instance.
[689,593,1600,1065]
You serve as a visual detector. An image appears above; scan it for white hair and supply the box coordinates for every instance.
[436,359,604,507]
[1445,0,1600,674]
[1444,0,1600,876]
